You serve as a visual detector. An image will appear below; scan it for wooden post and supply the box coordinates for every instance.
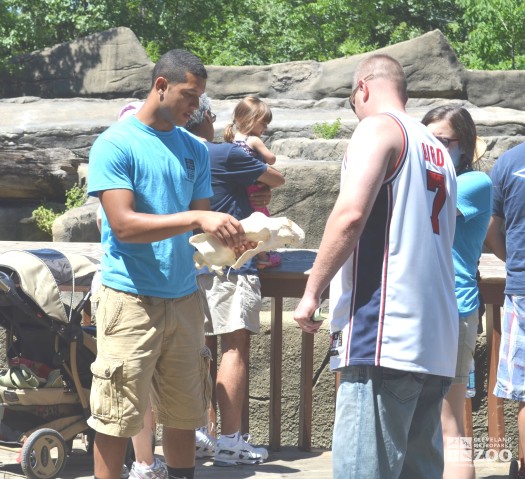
[486,303,505,452]
[299,331,314,451]
[269,297,283,451]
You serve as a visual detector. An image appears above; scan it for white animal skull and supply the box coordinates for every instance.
[189,212,305,274]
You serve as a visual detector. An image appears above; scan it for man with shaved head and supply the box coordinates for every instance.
[294,54,458,478]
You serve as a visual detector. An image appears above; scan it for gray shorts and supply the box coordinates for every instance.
[197,274,262,335]
[452,310,479,384]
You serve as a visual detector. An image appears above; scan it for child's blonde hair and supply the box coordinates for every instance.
[224,96,273,142]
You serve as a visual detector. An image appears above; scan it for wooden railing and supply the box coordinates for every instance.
[476,253,507,453]
[0,243,507,453]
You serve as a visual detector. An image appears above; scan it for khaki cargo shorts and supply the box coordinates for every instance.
[87,285,212,437]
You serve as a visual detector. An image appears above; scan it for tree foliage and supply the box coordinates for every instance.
[455,0,525,69]
[0,0,523,69]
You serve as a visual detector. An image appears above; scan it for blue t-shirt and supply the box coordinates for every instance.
[206,142,267,275]
[490,142,525,294]
[88,116,213,298]
[454,170,493,316]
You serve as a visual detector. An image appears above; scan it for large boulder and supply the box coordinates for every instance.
[465,70,525,111]
[206,30,466,101]
[0,27,153,99]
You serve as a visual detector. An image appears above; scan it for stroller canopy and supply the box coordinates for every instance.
[0,249,98,323]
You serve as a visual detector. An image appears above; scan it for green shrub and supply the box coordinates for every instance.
[32,205,60,236]
[32,183,87,237]
[64,183,88,210]
[313,118,342,139]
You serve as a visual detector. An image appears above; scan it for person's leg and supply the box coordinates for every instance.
[217,328,250,435]
[89,287,163,479]
[153,292,210,473]
[195,335,216,458]
[213,328,268,466]
[131,402,155,465]
[129,401,168,479]
[442,312,477,479]
[493,296,525,473]
[441,384,475,479]
[399,373,451,479]
[93,433,128,479]
[333,366,424,479]
[332,366,382,479]
[162,427,195,468]
[197,273,266,466]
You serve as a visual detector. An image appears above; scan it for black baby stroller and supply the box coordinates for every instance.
[0,248,98,479]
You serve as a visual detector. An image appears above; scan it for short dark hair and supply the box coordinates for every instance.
[151,49,207,87]
[422,106,477,173]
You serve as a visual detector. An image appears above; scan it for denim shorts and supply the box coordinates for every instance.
[332,365,451,479]
[197,273,262,335]
[494,295,525,401]
[88,286,212,437]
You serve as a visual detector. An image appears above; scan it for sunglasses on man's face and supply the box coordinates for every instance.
[349,74,375,112]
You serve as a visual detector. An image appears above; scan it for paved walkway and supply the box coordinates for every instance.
[0,441,516,478]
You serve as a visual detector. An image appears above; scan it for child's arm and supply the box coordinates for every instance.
[256,166,285,188]
[247,136,276,165]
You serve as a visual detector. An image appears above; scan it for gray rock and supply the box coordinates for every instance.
[271,159,342,249]
[52,197,100,243]
[0,146,82,200]
[465,70,525,110]
[272,139,350,162]
[207,31,466,102]
[0,203,53,241]
[0,27,153,99]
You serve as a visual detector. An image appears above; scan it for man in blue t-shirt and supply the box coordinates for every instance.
[485,141,525,477]
[87,50,248,479]
[185,94,284,466]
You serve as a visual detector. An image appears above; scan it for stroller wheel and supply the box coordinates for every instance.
[21,428,67,479]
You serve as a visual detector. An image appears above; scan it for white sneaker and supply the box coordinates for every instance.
[129,458,168,479]
[214,433,269,466]
[195,427,216,458]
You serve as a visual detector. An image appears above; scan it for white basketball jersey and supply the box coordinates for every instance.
[329,110,458,377]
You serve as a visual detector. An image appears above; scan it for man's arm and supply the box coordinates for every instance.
[100,189,246,248]
[294,114,402,333]
[484,215,506,262]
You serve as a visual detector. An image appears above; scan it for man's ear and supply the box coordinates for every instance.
[154,76,168,96]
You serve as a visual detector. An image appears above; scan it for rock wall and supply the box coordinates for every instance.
[1,28,524,242]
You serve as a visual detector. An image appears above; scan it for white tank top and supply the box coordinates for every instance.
[329,110,458,377]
